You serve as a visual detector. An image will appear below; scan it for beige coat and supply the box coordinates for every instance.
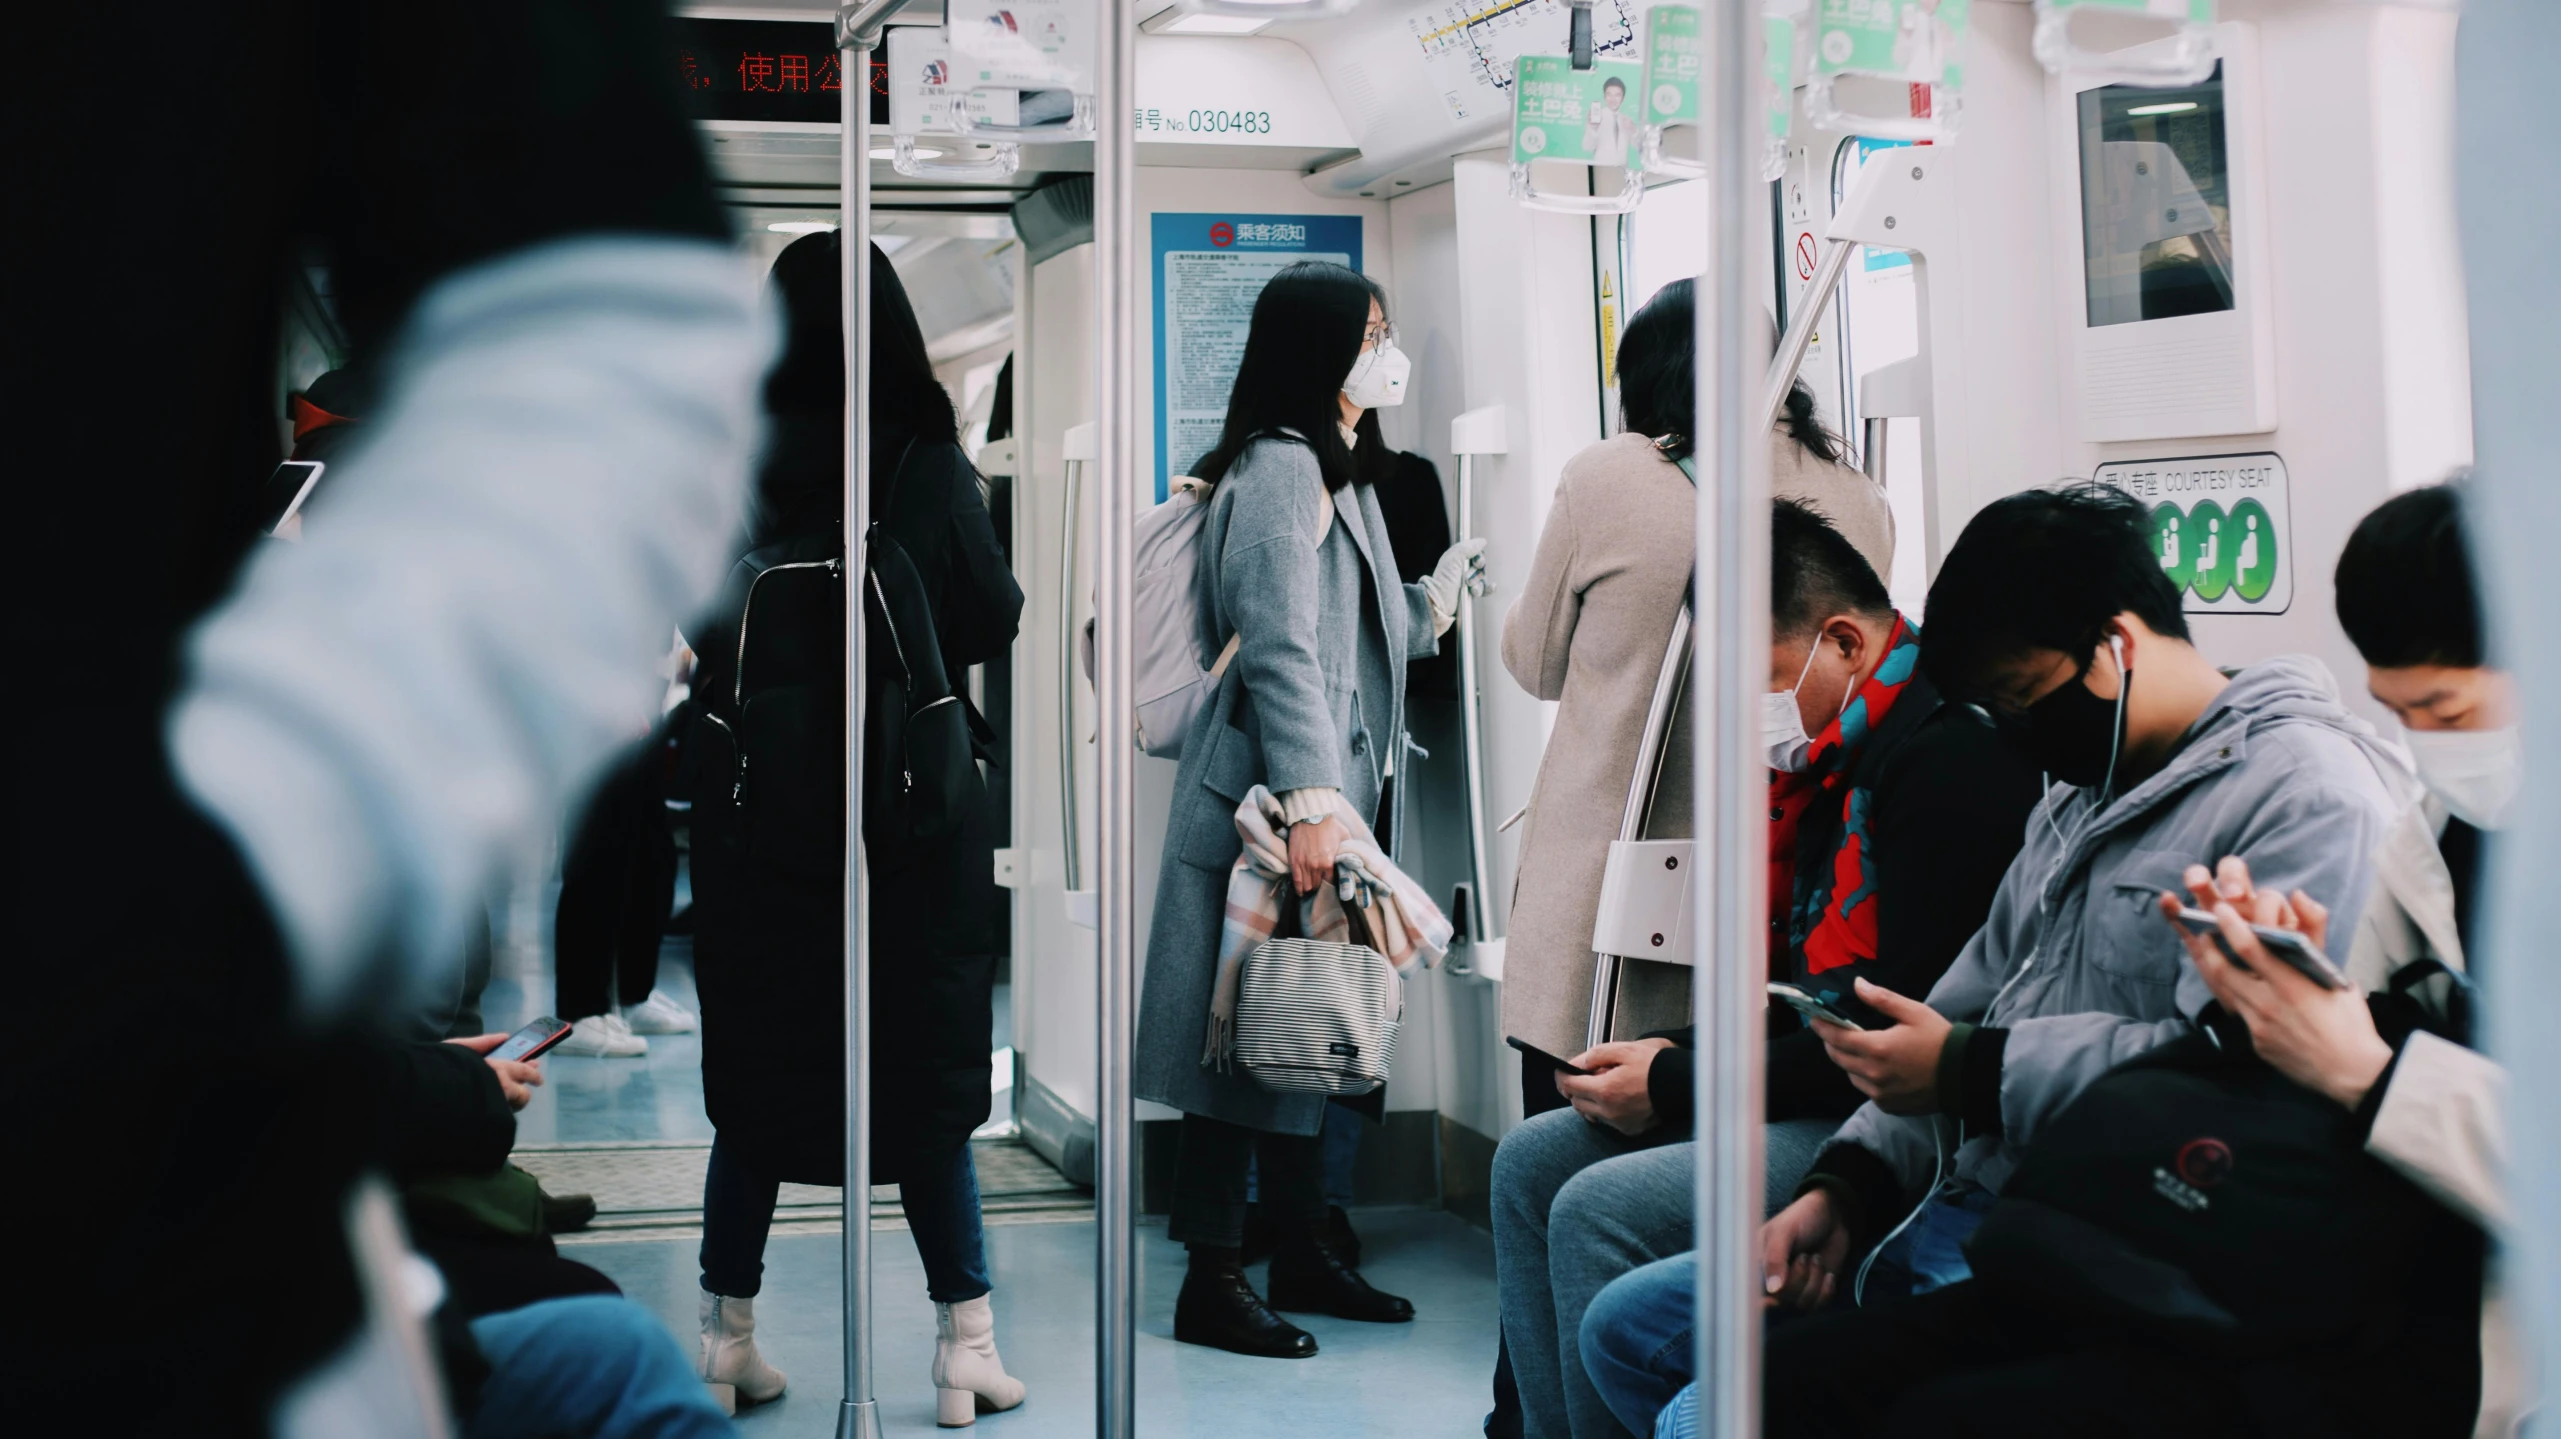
[1497,430,1895,1059]
[2346,796,2531,1439]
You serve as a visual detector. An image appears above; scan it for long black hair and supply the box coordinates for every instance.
[1617,278,1846,467]
[1193,261,1385,493]
[754,229,958,540]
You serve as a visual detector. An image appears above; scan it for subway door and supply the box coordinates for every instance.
[1014,240,1102,1185]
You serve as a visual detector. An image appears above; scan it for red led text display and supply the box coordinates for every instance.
[674,18,890,126]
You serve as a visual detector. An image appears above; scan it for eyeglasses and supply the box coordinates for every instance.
[1363,320,1398,349]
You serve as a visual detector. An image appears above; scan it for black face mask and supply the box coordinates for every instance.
[2002,655,2130,790]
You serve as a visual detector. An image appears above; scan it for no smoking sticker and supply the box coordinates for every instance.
[2093,453,2291,615]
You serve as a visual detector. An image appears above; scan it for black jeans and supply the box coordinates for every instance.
[554,746,677,1020]
[1169,1112,1326,1251]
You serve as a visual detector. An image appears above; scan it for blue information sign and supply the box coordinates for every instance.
[1151,213,1364,501]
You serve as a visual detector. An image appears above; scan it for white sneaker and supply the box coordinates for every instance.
[555,1013,648,1058]
[700,1289,787,1413]
[932,1294,1027,1426]
[626,988,698,1035]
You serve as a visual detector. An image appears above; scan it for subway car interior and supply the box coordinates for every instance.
[43,0,2561,1436]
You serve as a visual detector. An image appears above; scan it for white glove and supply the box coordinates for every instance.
[1423,537,1489,636]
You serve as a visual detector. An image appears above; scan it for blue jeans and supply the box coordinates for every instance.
[468,1296,732,1439]
[1579,1253,1693,1438]
[1580,1190,2003,1436]
[699,1133,991,1302]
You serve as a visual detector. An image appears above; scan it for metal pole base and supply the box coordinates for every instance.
[835,1398,882,1439]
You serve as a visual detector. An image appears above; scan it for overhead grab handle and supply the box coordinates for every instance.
[1804,0,1970,143]
[1176,0,1359,20]
[2031,0,2217,87]
[1639,2,1798,182]
[1509,54,1646,215]
[885,28,1025,179]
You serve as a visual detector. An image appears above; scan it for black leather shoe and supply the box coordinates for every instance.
[1174,1264,1318,1358]
[1266,1234,1415,1323]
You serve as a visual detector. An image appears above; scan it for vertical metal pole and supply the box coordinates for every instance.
[1454,454,1499,946]
[1695,0,1767,1435]
[835,8,893,1435]
[1093,0,1139,1430]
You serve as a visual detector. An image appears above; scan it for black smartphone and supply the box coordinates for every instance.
[491,1015,574,1063]
[2171,908,2351,991]
[1505,1035,1592,1076]
[261,460,326,535]
[1768,982,1865,1030]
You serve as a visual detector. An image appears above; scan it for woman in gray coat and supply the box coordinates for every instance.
[1135,262,1485,1358]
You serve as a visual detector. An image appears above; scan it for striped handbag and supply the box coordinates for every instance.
[1233,901,1404,1097]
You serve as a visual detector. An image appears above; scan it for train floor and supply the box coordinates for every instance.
[481,879,1502,1437]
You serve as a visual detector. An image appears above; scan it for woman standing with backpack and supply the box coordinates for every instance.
[1135,261,1486,1358]
[686,232,1027,1422]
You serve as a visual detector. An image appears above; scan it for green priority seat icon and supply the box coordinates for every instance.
[2150,497,2277,604]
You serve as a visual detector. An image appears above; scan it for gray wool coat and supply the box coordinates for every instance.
[1136,434,1439,1135]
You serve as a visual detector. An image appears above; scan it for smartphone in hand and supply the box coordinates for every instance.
[491,1015,575,1063]
[1768,982,1865,1030]
[2170,908,2351,991]
[1505,1035,1594,1076]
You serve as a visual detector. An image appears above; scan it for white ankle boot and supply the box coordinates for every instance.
[932,1294,1027,1427]
[699,1289,787,1414]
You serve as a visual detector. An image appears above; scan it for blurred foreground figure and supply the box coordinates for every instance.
[20,2,767,1431]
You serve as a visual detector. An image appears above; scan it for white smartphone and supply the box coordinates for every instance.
[262,459,326,535]
[1768,982,1864,1030]
[2171,907,2351,991]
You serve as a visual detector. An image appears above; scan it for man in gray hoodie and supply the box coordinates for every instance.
[1759,484,2408,1317]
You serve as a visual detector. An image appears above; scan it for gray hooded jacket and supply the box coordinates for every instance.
[1827,654,2411,1205]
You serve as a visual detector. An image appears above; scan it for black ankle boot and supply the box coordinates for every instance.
[1174,1252,1318,1358]
[1323,1204,1362,1268]
[1266,1230,1414,1323]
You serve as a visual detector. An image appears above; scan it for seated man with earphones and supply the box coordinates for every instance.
[1584,484,2407,1438]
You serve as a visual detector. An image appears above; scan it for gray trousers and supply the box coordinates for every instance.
[1491,1112,1837,1439]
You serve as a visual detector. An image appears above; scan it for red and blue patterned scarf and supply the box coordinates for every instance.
[1766,614,1920,981]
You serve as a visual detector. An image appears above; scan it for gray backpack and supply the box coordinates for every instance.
[1083,476,1240,759]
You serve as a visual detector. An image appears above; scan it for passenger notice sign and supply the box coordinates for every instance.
[2093,452,2291,615]
[1151,213,1363,502]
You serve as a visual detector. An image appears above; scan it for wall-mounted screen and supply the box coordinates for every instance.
[674,18,889,126]
[2077,64,2231,329]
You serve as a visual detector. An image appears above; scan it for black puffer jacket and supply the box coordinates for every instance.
[688,420,1023,1185]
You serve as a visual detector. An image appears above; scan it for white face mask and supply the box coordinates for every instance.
[1342,343,1411,410]
[2404,725,2523,830]
[1763,639,1847,774]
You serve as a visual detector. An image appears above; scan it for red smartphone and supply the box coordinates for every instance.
[490,1015,574,1063]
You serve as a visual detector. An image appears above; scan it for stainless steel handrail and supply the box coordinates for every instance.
[1696,3,1768,1435]
[1455,452,1500,952]
[1057,455,1085,893]
[1093,0,1139,1428]
[1585,604,1692,1047]
[833,4,909,1436]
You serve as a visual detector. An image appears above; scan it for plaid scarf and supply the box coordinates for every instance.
[1203,786,1453,1071]
[1770,615,1920,980]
